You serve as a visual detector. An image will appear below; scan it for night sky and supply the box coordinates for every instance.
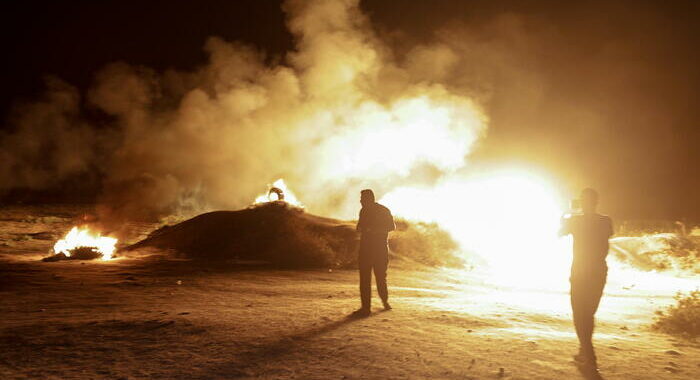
[1,0,698,220]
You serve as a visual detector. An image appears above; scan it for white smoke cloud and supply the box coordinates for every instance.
[0,0,488,227]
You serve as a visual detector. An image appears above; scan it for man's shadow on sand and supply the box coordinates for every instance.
[200,310,383,377]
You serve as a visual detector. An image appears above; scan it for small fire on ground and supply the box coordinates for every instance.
[53,226,118,261]
[254,179,303,207]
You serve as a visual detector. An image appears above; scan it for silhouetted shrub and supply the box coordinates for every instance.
[653,290,700,339]
[611,234,699,275]
[389,219,463,267]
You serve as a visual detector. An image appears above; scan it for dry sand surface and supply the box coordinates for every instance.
[1,205,698,379]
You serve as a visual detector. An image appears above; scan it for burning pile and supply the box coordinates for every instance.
[254,179,303,207]
[44,226,118,262]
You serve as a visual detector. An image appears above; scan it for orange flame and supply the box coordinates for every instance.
[253,179,303,207]
[53,226,118,261]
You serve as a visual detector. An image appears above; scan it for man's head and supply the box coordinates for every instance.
[580,188,599,214]
[360,189,375,208]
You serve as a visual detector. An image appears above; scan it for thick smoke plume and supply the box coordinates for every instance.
[0,0,487,228]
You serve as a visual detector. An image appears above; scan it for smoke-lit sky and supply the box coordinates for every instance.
[1,0,698,220]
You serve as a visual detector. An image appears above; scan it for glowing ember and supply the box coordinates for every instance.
[254,179,303,207]
[53,226,118,261]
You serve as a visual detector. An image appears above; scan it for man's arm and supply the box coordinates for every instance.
[386,209,396,233]
[356,209,364,233]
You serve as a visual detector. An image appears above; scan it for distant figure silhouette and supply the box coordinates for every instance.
[354,189,395,317]
[560,188,613,369]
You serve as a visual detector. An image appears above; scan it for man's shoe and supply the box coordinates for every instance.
[351,308,371,317]
[382,301,392,310]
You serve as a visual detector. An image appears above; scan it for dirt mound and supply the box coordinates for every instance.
[124,202,464,269]
[124,202,359,268]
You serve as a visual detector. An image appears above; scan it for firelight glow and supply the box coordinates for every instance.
[53,226,118,261]
[251,173,693,295]
[381,168,572,288]
[315,95,485,181]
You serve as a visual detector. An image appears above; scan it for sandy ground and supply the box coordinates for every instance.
[1,205,698,379]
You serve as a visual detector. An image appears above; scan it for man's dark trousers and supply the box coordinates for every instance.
[570,265,607,356]
[359,248,388,309]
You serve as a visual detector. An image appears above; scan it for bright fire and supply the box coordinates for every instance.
[381,168,571,288]
[254,179,303,207]
[381,168,696,293]
[53,226,118,261]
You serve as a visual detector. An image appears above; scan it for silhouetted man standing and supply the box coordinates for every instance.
[560,188,613,368]
[354,189,395,317]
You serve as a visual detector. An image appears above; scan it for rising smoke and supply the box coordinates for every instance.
[0,0,486,227]
[0,0,488,227]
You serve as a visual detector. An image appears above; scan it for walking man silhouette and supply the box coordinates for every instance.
[560,188,613,368]
[354,189,395,317]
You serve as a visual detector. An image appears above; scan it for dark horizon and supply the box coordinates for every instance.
[1,0,698,220]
